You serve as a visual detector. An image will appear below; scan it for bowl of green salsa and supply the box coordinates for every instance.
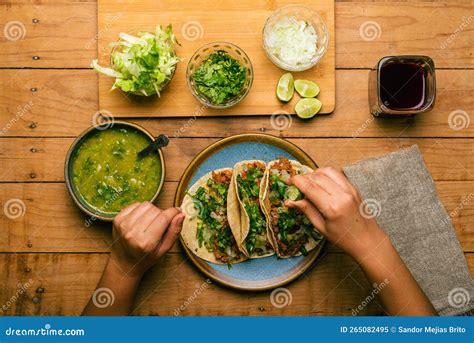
[65,121,165,221]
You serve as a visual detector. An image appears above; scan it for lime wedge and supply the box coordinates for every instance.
[276,73,294,102]
[295,98,322,119]
[294,80,320,98]
[285,185,303,201]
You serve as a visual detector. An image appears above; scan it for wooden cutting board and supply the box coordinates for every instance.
[97,0,335,117]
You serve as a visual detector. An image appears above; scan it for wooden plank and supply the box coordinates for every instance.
[0,182,178,253]
[97,0,335,117]
[0,1,97,68]
[0,252,385,316]
[1,252,472,316]
[1,181,472,253]
[0,137,472,182]
[1,69,472,137]
[336,2,473,69]
[1,2,471,69]
[0,70,97,136]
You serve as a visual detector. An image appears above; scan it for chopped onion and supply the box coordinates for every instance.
[203,227,212,242]
[210,211,224,222]
[278,170,291,182]
[225,246,236,257]
[265,16,318,66]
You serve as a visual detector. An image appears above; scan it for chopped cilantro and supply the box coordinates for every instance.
[196,222,204,248]
[191,176,241,263]
[269,166,319,255]
[270,174,287,197]
[193,50,246,105]
[237,166,268,254]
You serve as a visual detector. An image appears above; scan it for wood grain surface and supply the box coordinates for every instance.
[2,2,471,69]
[0,253,473,316]
[1,69,472,137]
[0,0,472,316]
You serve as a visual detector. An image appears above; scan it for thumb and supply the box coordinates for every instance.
[286,199,326,235]
[157,213,185,257]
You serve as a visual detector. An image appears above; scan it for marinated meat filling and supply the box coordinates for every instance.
[268,157,321,256]
[237,162,273,255]
[192,170,243,264]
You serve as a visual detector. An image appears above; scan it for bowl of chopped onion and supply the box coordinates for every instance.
[263,5,329,72]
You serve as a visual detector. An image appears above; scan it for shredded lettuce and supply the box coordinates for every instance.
[91,25,181,97]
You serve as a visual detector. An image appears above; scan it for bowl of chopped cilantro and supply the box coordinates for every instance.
[186,42,253,108]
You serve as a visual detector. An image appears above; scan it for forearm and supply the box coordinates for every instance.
[355,235,437,316]
[82,258,142,316]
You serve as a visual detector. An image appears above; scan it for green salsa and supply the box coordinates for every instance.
[71,126,162,215]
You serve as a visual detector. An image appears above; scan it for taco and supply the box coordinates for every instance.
[261,157,323,258]
[228,160,275,258]
[181,168,247,265]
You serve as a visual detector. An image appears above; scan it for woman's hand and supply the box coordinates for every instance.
[82,202,185,316]
[110,202,185,279]
[287,167,386,262]
[287,167,436,316]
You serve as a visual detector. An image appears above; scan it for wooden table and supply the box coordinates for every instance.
[0,0,472,316]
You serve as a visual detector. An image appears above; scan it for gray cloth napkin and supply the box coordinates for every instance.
[343,145,473,316]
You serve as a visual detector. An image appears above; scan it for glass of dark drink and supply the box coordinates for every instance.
[369,55,436,116]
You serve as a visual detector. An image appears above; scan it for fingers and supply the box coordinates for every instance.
[157,213,185,257]
[308,172,342,195]
[317,167,359,198]
[290,174,331,214]
[121,202,155,229]
[114,202,141,224]
[138,206,163,232]
[146,207,182,241]
[286,199,326,234]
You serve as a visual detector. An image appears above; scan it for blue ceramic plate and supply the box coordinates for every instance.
[174,134,325,290]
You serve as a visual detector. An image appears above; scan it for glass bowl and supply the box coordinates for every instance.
[186,42,253,109]
[263,5,329,71]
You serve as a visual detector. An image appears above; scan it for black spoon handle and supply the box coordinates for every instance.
[137,134,169,159]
